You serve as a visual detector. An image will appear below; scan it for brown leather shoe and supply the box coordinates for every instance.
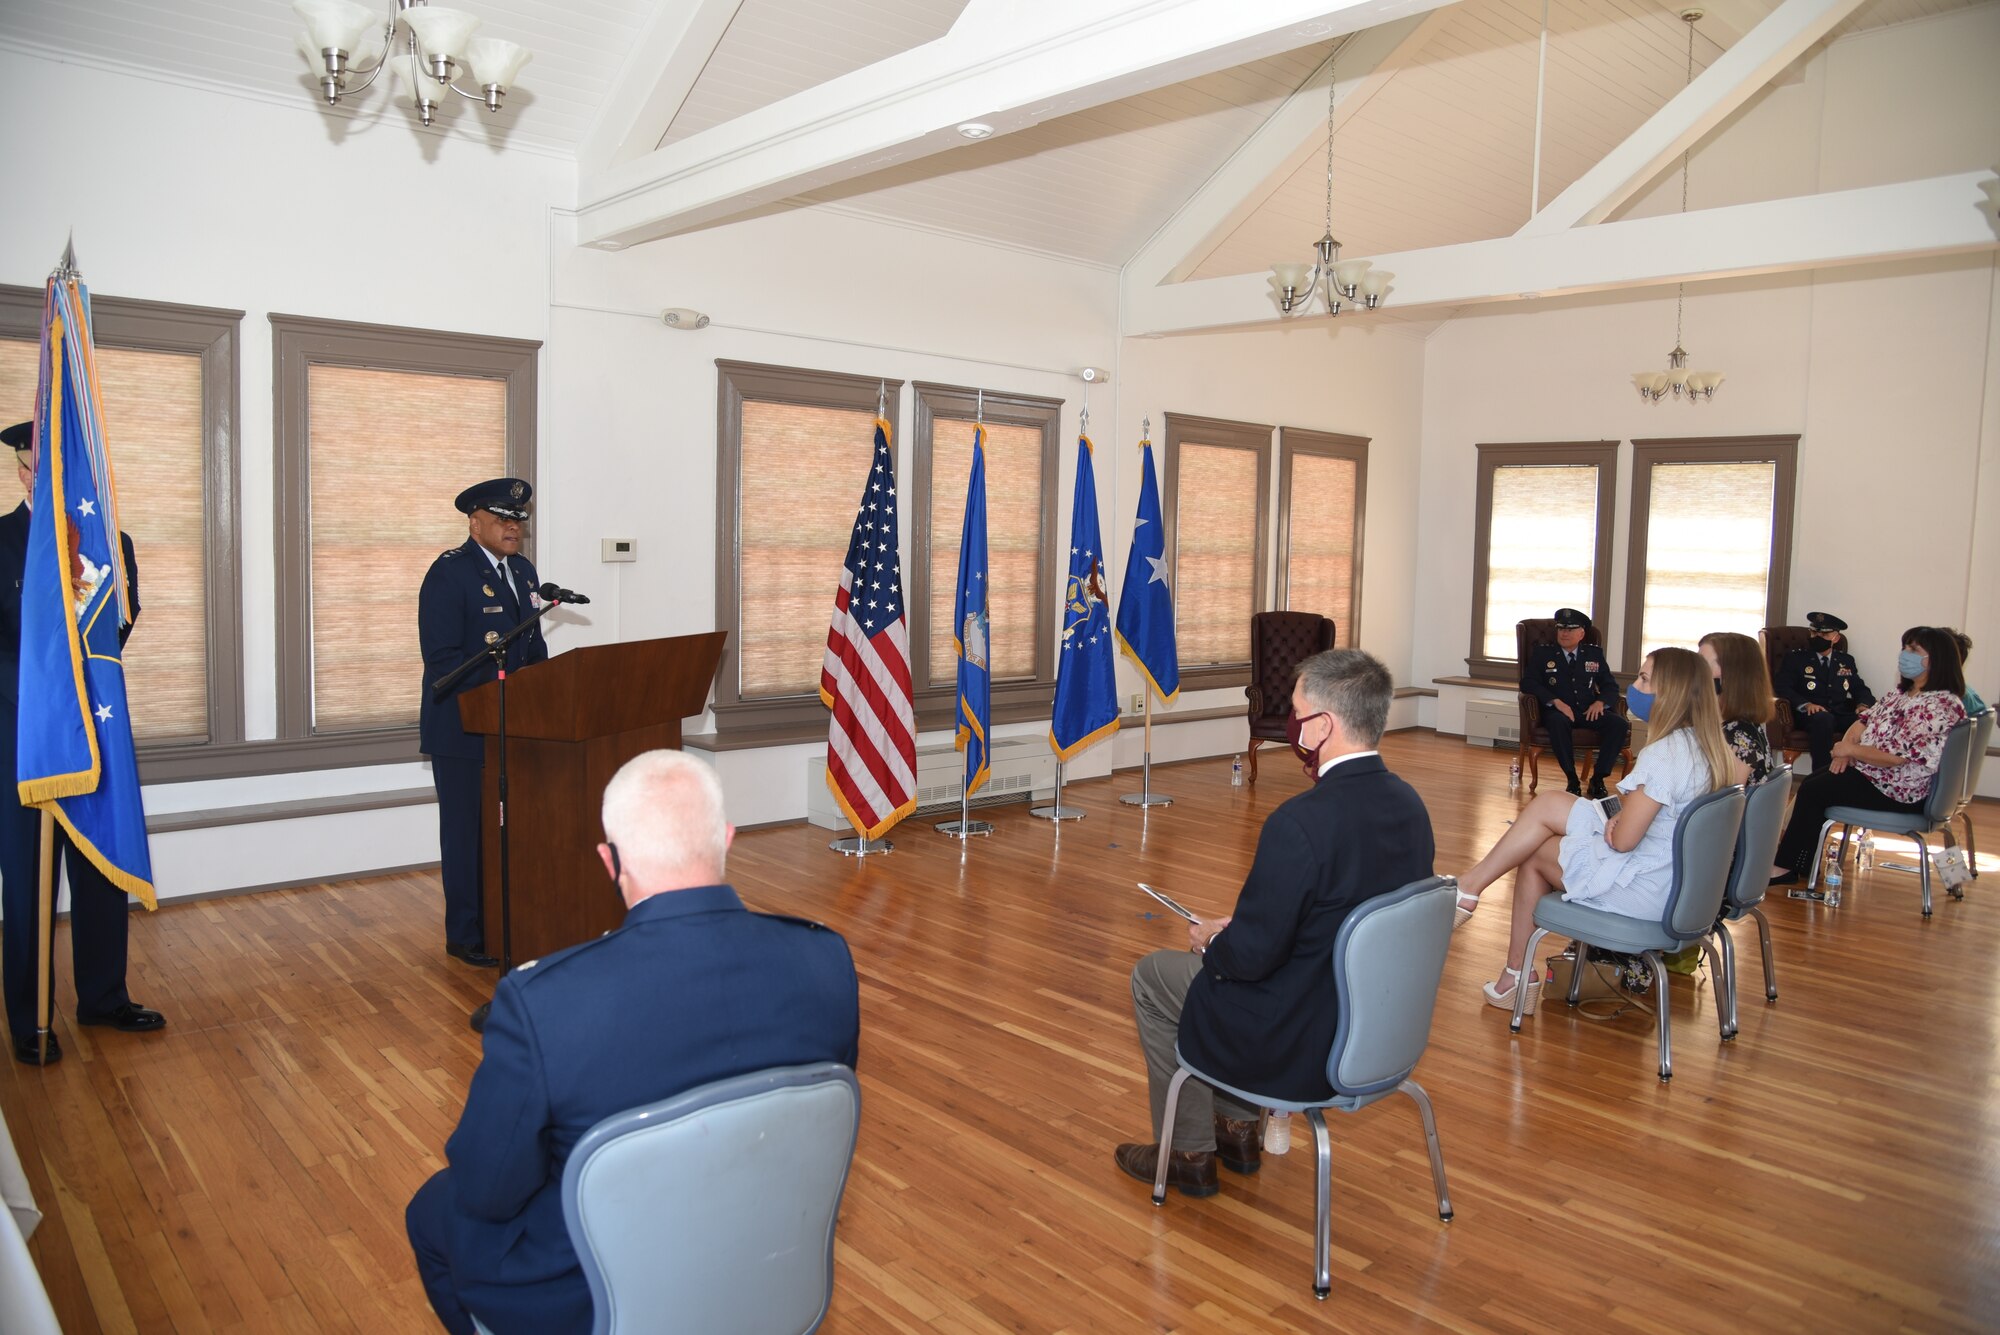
[1213,1115,1261,1175]
[1114,1142,1218,1197]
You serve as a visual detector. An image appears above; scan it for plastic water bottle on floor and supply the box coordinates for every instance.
[1230,756,1244,787]
[1507,759,1521,795]
[1856,832,1874,873]
[1263,1110,1291,1154]
[1823,843,1843,888]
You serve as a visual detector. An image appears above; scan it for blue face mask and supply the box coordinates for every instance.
[1625,682,1654,721]
[1898,649,1927,680]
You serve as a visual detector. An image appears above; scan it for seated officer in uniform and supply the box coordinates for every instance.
[418,478,549,969]
[1775,611,1874,772]
[1521,607,1628,799]
[405,750,860,1335]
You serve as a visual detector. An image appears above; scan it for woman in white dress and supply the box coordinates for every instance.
[1455,647,1745,1013]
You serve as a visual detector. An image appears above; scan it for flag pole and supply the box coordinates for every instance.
[1119,691,1172,807]
[1030,760,1084,821]
[35,810,55,1063]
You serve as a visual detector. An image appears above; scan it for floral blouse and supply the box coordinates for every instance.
[1723,719,1778,784]
[1856,688,1968,805]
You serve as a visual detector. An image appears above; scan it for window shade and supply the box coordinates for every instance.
[1175,441,1261,667]
[0,338,208,742]
[1637,462,1777,654]
[738,400,879,699]
[927,418,1041,686]
[307,364,505,732]
[1483,464,1600,659]
[1284,452,1358,628]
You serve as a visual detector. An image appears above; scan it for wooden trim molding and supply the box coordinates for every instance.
[1467,440,1619,677]
[1162,411,1273,692]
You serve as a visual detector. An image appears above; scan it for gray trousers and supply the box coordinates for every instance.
[1131,949,1260,1152]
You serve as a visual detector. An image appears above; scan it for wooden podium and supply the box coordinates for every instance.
[459,631,726,963]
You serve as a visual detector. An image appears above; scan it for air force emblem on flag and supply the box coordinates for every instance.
[961,608,990,670]
[1062,559,1105,645]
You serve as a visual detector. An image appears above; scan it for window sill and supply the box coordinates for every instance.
[138,729,422,783]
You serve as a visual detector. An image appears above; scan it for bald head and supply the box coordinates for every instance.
[598,751,732,904]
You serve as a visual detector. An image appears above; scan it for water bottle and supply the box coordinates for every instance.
[1822,843,1843,888]
[1263,1109,1292,1155]
[1230,756,1244,787]
[1507,759,1521,794]
[1856,832,1874,873]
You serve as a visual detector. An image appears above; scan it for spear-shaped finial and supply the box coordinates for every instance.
[1142,415,1151,441]
[53,232,79,281]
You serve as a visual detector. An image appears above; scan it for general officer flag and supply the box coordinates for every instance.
[952,425,992,797]
[17,254,155,906]
[1050,434,1118,760]
[1115,434,1179,705]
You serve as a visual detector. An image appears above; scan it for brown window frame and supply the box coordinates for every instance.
[1276,427,1369,641]
[271,314,540,770]
[0,284,245,775]
[1161,412,1273,691]
[910,382,1062,730]
[1467,440,1619,679]
[1621,433,1799,670]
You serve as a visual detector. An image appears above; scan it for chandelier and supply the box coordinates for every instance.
[294,0,531,127]
[1269,41,1391,317]
[1632,10,1723,404]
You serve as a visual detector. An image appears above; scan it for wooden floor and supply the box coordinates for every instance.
[5,731,1997,1333]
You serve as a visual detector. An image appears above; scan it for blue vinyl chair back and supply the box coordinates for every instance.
[1662,786,1747,942]
[1723,766,1792,918]
[560,1063,861,1335]
[1963,708,1994,800]
[1919,718,1975,826]
[1327,876,1458,1101]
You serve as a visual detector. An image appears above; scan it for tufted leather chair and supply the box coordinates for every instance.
[1244,612,1336,781]
[1761,625,1847,762]
[1515,618,1633,793]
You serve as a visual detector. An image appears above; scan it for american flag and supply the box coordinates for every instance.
[819,418,917,838]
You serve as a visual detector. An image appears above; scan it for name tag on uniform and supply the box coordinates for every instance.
[1584,661,1599,672]
[1838,667,1852,676]
[483,605,504,614]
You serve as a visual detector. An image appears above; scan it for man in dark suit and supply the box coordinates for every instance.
[1115,648,1435,1196]
[1521,606,1627,798]
[0,421,164,1065]
[406,749,860,1335]
[418,478,548,968]
[1775,610,1874,772]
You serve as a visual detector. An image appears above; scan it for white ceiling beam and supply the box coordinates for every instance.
[1516,0,1867,237]
[574,0,1464,250]
[1125,9,1453,288]
[577,0,746,178]
[1124,171,1999,334]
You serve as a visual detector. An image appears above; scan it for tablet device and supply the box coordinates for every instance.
[1137,882,1198,922]
[1598,793,1623,819]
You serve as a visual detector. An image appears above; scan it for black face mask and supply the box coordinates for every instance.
[606,841,625,902]
[1811,636,1835,653]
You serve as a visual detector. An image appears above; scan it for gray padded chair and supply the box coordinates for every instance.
[1151,876,1457,1300]
[1512,785,1746,1081]
[1714,766,1791,1040]
[1803,714,1977,917]
[1951,707,1992,877]
[526,1063,860,1335]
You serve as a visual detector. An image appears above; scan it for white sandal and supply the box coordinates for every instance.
[1482,965,1540,1015]
[1453,889,1479,931]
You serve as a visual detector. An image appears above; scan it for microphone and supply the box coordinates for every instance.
[537,581,592,606]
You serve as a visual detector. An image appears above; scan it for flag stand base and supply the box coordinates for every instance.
[830,836,893,856]
[1120,749,1173,808]
[936,788,993,838]
[1030,760,1086,821]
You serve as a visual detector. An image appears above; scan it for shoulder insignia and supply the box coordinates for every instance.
[517,958,538,970]
[760,911,830,931]
[439,547,463,560]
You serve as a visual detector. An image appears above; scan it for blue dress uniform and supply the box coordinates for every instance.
[1,486,161,1064]
[1521,611,1629,795]
[404,884,861,1335]
[419,479,547,962]
[1775,611,1874,771]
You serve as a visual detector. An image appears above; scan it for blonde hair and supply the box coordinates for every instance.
[1643,647,1737,791]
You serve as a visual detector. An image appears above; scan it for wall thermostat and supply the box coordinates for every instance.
[601,537,638,563]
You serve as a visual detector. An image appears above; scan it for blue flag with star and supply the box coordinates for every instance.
[16,265,155,906]
[1115,435,1179,705]
[952,425,992,797]
[1050,435,1118,760]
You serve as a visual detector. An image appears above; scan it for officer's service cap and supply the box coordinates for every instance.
[1806,611,1848,633]
[2,421,31,455]
[1552,607,1590,629]
[455,477,532,521]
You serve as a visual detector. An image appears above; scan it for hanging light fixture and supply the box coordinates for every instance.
[294,0,530,128]
[1633,10,1723,403]
[1270,40,1390,317]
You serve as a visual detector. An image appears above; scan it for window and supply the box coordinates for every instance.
[713,362,903,741]
[1162,413,1271,687]
[912,384,1059,723]
[273,316,538,755]
[1277,428,1368,639]
[1468,441,1618,676]
[1622,435,1798,666]
[0,286,242,757]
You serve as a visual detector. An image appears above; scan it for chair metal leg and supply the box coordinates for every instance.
[1308,1107,1333,1300]
[1642,949,1673,1081]
[1793,818,1842,906]
[1960,812,1979,878]
[1751,907,1778,1002]
[1152,1068,1192,1205]
[1565,938,1586,1007]
[1711,926,1739,1040]
[1398,1080,1453,1222]
[1513,928,1549,1032]
[1917,833,1934,918]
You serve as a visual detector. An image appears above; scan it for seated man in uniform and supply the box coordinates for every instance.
[1521,607,1628,798]
[1775,611,1874,772]
[405,750,860,1335]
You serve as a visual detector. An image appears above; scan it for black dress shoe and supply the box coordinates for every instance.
[1565,779,1583,796]
[13,1031,61,1066]
[1587,779,1609,800]
[78,1002,166,1033]
[1768,871,1800,887]
[447,942,501,968]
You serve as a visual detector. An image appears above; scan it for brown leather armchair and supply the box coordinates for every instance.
[1515,617,1633,793]
[1245,612,1335,781]
[1761,625,1848,762]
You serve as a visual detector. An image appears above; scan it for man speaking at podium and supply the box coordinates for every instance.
[419,477,547,969]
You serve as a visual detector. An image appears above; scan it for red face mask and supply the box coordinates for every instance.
[1286,709,1332,778]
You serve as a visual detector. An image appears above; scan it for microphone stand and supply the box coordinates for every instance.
[432,597,561,1034]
